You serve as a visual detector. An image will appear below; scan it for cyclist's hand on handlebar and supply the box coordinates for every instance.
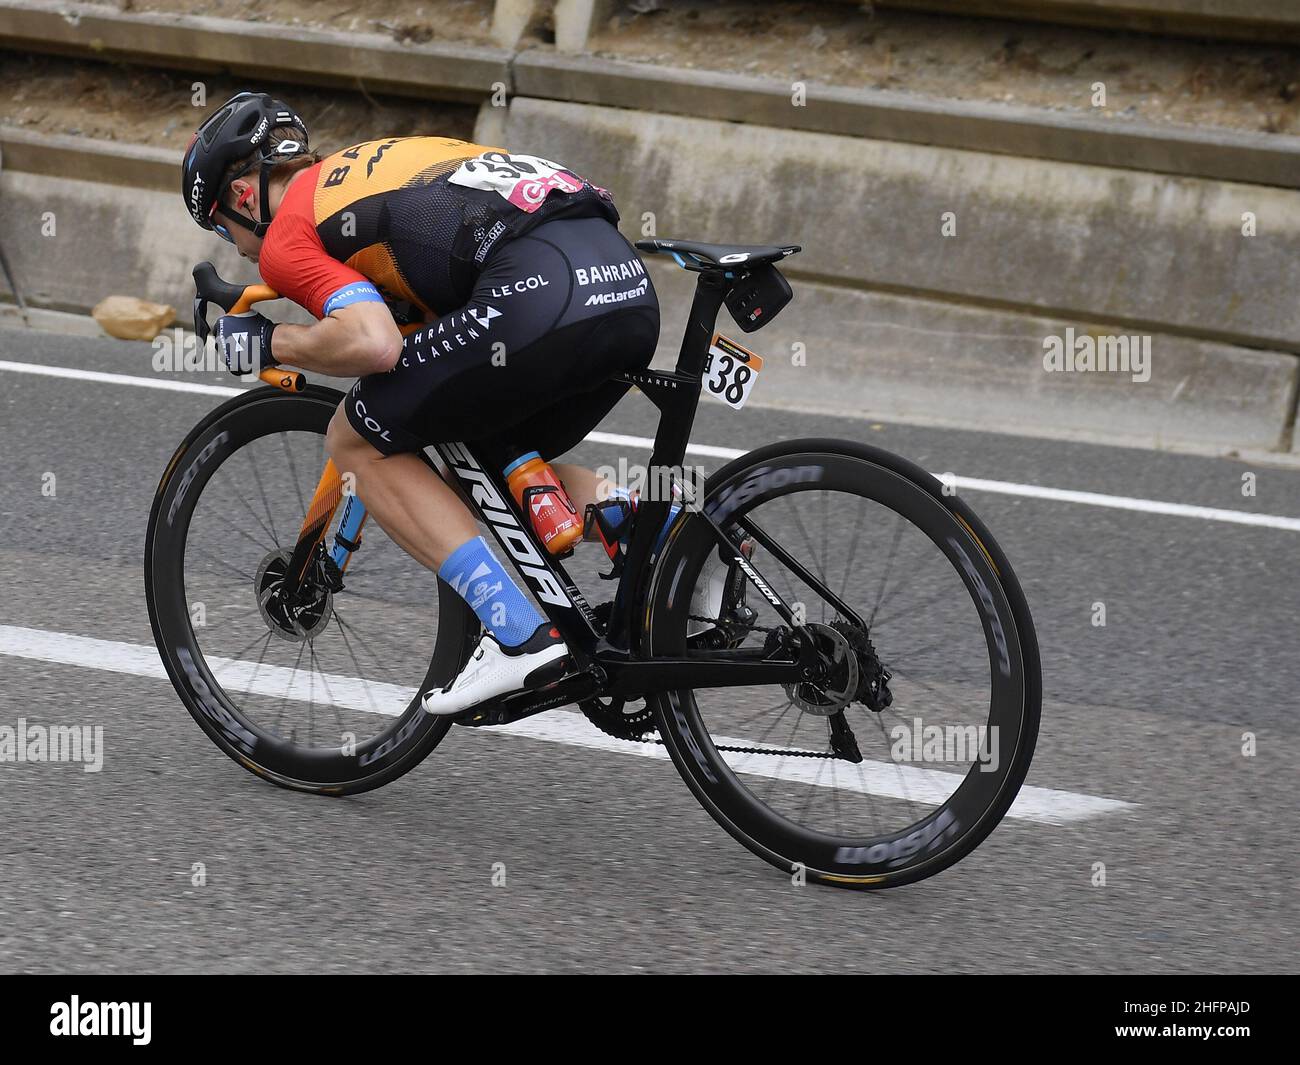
[215,311,279,376]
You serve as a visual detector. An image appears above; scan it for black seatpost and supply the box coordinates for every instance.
[675,271,730,377]
[605,270,729,651]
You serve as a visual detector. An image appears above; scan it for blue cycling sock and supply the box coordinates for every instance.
[439,536,546,648]
[607,487,682,553]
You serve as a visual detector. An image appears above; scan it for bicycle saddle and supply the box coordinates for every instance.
[635,238,801,269]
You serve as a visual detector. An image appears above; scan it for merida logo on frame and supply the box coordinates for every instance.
[49,996,152,1045]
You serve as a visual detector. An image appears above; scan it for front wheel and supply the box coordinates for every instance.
[144,384,478,795]
[645,438,1041,889]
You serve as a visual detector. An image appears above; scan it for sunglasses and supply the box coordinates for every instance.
[210,184,256,243]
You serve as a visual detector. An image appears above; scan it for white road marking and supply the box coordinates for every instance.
[0,623,1134,826]
[0,623,409,713]
[950,475,1300,532]
[0,359,244,396]
[1,358,1296,532]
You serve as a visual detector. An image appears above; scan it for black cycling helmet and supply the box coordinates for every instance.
[181,91,310,240]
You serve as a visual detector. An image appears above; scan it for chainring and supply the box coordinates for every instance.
[579,696,657,741]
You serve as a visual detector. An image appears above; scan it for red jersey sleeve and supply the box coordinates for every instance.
[258,168,378,320]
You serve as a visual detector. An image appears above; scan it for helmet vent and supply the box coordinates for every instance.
[201,105,234,146]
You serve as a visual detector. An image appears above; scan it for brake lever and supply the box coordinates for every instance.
[191,261,305,392]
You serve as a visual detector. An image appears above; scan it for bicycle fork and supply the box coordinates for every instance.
[280,459,369,599]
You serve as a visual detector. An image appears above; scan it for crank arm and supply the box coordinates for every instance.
[453,669,603,728]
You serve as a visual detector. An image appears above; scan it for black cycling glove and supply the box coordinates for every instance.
[215,311,279,376]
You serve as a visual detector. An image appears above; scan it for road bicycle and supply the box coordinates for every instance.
[144,238,1041,889]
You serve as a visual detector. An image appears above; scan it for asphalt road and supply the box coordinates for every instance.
[1,325,1296,974]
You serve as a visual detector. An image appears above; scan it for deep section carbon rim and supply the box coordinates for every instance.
[146,387,469,790]
[649,444,1039,887]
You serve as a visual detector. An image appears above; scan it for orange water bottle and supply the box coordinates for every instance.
[504,450,584,555]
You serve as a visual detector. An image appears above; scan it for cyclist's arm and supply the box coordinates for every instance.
[259,213,403,377]
[271,301,401,378]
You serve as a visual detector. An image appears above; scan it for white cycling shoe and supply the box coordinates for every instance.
[422,623,571,717]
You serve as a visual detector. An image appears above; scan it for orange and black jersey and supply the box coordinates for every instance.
[258,137,619,326]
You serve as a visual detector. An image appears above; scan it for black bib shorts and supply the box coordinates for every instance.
[345,216,660,466]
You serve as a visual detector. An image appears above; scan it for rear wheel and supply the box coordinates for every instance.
[646,439,1041,889]
[144,385,477,794]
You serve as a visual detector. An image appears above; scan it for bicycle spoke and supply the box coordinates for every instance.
[873,580,956,631]
[870,712,921,824]
[244,629,275,697]
[784,493,829,592]
[733,696,800,731]
[763,705,810,805]
[867,513,905,626]
[245,448,282,550]
[837,495,868,602]
[216,464,281,550]
[281,431,308,519]
[820,490,829,623]
[199,506,277,557]
[212,624,284,666]
[332,613,387,717]
[276,639,307,741]
[309,635,354,746]
[196,601,265,633]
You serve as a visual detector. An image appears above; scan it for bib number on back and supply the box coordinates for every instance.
[704,333,765,410]
[448,151,584,213]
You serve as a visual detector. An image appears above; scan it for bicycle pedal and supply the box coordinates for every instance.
[453,664,594,728]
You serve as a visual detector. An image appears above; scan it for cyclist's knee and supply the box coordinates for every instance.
[327,403,372,463]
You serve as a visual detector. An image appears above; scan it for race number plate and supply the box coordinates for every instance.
[448,151,584,213]
[704,333,764,410]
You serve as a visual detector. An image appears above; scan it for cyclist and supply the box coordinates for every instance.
[181,92,660,715]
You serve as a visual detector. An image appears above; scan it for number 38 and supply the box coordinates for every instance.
[709,355,751,406]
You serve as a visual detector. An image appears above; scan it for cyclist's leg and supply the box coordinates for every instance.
[331,215,657,670]
[466,218,661,515]
[478,324,659,514]
[326,238,579,651]
[326,420,477,572]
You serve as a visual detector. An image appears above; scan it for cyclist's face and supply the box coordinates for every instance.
[217,180,264,263]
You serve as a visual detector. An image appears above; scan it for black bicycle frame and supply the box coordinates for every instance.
[192,253,822,717]
[430,268,820,718]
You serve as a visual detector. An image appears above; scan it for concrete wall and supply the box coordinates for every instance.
[0,170,316,327]
[0,3,1296,455]
[500,98,1300,452]
[503,98,1300,354]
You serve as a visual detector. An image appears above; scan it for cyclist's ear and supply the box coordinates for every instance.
[227,178,256,215]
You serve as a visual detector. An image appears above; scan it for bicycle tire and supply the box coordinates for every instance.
[144,383,477,795]
[645,437,1042,889]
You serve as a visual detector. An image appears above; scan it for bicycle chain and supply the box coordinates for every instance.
[583,615,849,759]
[644,615,841,759]
[686,613,779,634]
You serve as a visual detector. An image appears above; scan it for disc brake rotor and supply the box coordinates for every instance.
[783,622,859,716]
[255,548,333,643]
